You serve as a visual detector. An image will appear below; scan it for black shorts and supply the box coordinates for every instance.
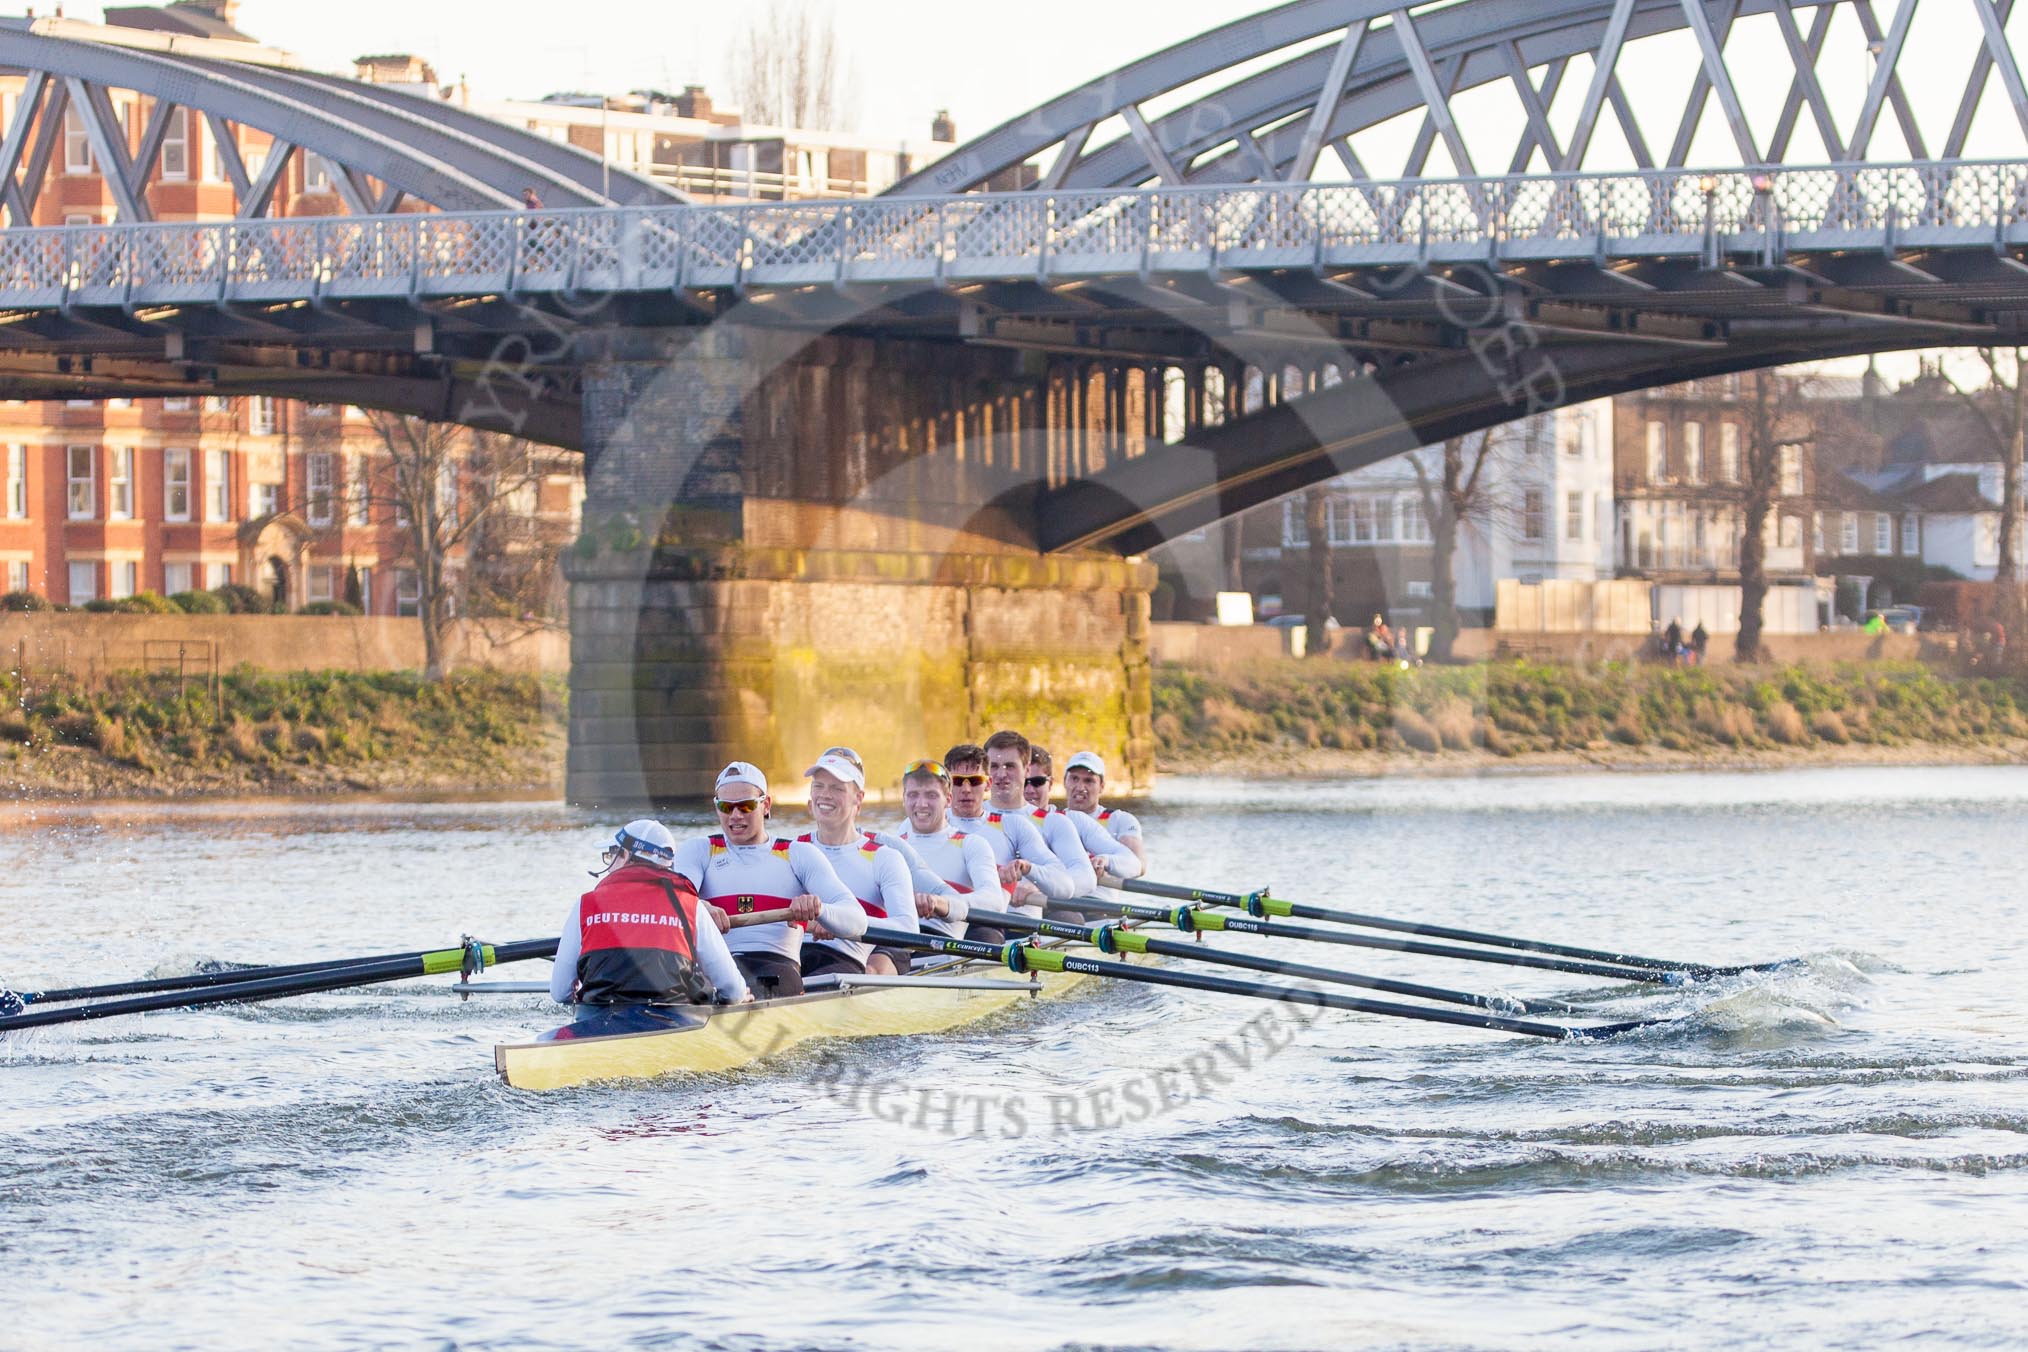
[734,950,804,999]
[966,925,1007,946]
[871,946,916,972]
[800,945,867,979]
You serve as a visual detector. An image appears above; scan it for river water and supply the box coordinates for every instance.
[2,766,2025,1351]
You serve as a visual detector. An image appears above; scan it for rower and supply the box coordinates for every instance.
[549,819,751,1011]
[1024,745,1142,885]
[670,761,864,999]
[943,740,1072,922]
[984,730,1097,920]
[893,757,1002,942]
[1061,749,1148,874]
[798,748,923,979]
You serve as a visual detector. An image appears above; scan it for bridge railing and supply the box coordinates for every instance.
[4,159,2027,307]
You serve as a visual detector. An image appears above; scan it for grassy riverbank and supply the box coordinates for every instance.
[0,668,565,800]
[1154,659,2028,777]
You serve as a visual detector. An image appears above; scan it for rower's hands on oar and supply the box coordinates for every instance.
[1012,879,1045,907]
[704,903,731,935]
[997,860,1032,887]
[787,893,833,937]
[915,892,951,920]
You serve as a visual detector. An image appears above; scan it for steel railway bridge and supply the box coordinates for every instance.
[3,1,2025,799]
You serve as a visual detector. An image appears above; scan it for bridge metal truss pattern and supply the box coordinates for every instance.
[891,0,2028,195]
[0,18,682,223]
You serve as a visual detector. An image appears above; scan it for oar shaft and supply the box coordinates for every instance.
[23,948,458,1005]
[856,927,1664,1041]
[0,940,557,1032]
[1065,897,1679,985]
[1121,878,1739,977]
[966,909,1571,1016]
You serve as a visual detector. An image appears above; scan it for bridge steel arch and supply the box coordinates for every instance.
[891,0,2028,196]
[0,16,682,223]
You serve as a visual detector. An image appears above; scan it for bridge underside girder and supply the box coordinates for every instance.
[3,242,2024,554]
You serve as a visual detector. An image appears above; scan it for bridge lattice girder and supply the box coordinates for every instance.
[0,17,682,223]
[890,0,2028,195]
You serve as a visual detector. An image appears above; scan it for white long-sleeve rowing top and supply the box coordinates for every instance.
[893,822,1001,937]
[672,833,862,962]
[948,809,1074,915]
[798,830,920,967]
[1021,806,1101,898]
[1060,807,1142,879]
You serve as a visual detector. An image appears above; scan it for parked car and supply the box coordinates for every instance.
[1265,614,1342,630]
[1875,607,1923,634]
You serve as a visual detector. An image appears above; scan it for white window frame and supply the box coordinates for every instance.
[1683,422,1704,484]
[1901,516,1920,556]
[1780,515,1802,550]
[1522,488,1545,542]
[68,560,97,604]
[347,454,370,526]
[306,565,334,604]
[162,395,192,411]
[67,445,95,520]
[163,448,191,521]
[108,446,133,520]
[163,561,193,596]
[1374,496,1395,543]
[62,108,91,174]
[5,444,23,519]
[307,452,334,527]
[251,482,281,518]
[1646,420,1668,483]
[111,560,137,600]
[395,569,421,618]
[205,449,231,522]
[208,561,234,589]
[1566,490,1584,542]
[1841,512,1859,554]
[7,560,26,593]
[357,565,373,615]
[160,106,190,180]
[250,397,278,436]
[1779,445,1804,497]
[1719,424,1741,484]
[1874,514,1892,555]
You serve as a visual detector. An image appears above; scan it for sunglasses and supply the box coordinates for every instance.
[904,758,946,778]
[1025,775,1051,788]
[714,798,763,814]
[948,773,987,787]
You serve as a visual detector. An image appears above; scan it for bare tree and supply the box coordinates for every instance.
[360,413,547,681]
[1302,487,1333,658]
[1409,429,1498,663]
[1944,349,2027,630]
[727,0,852,130]
[1737,369,1812,663]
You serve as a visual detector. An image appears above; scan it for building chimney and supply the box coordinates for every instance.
[675,85,713,120]
[170,0,240,27]
[931,109,956,144]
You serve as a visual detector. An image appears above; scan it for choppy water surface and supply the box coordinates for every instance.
[3,767,2026,1350]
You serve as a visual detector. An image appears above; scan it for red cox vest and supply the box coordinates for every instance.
[574,863,707,1005]
[795,831,889,918]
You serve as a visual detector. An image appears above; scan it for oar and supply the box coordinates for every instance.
[966,908,1581,1016]
[859,926,1670,1041]
[1061,896,1684,985]
[15,909,793,1007]
[0,939,557,1033]
[1115,878,1783,980]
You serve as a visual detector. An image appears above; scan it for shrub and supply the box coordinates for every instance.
[299,601,364,617]
[171,590,228,615]
[81,598,118,613]
[1428,697,1478,750]
[0,590,50,612]
[212,584,270,615]
[1810,709,1851,744]
[1764,700,1808,745]
[1609,706,1648,745]
[1393,707,1442,752]
[0,708,28,742]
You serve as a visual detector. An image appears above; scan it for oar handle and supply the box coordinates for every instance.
[722,909,809,929]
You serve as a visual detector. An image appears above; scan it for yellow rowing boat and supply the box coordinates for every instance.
[494,951,1113,1092]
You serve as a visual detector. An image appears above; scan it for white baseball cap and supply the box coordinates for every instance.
[1064,751,1107,777]
[714,761,769,797]
[804,752,866,790]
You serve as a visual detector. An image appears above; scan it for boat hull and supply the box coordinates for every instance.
[494,960,1100,1091]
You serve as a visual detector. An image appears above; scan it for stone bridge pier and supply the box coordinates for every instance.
[565,327,1157,808]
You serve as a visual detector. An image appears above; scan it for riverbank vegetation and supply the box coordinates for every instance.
[1,668,564,798]
[1153,659,2028,774]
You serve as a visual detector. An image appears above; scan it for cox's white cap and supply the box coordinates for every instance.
[1064,751,1107,777]
[804,752,866,790]
[615,818,678,867]
[714,761,769,797]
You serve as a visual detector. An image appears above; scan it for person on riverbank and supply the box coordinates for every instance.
[549,819,750,1009]
[1366,615,1397,661]
[984,731,1097,922]
[1060,750,1148,874]
[1663,618,1685,665]
[944,739,1069,925]
[1691,621,1709,666]
[798,749,924,979]
[670,762,863,999]
[893,757,1000,943]
[1024,745,1141,884]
